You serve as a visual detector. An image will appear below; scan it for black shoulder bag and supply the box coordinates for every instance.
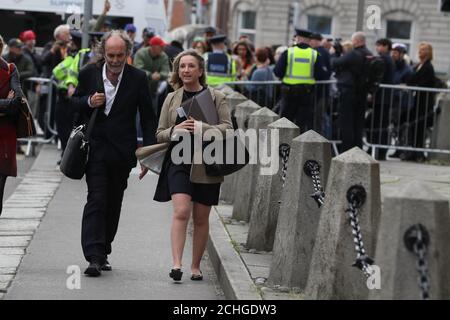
[60,68,102,180]
[203,112,250,177]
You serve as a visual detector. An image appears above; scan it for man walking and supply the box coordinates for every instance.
[71,30,157,277]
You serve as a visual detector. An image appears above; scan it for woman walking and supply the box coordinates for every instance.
[154,50,232,282]
[0,35,24,215]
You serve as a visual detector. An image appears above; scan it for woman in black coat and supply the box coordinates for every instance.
[403,42,436,161]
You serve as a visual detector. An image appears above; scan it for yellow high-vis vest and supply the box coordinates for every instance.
[282,47,317,85]
[205,52,237,87]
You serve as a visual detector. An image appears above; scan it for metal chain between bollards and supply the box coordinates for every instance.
[279,144,291,188]
[404,224,431,300]
[278,144,291,205]
[345,185,375,278]
[303,160,325,208]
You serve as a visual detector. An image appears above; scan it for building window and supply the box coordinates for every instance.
[307,15,332,35]
[238,10,256,42]
[386,20,412,53]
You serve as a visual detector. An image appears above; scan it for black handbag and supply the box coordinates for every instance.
[60,108,98,180]
[60,67,103,180]
[204,114,250,177]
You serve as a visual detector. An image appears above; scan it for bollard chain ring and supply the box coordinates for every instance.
[345,185,375,278]
[303,160,325,208]
[404,224,431,300]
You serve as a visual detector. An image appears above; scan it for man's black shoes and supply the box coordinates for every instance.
[101,260,112,271]
[84,261,102,277]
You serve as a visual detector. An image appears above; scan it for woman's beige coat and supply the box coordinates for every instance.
[156,86,233,184]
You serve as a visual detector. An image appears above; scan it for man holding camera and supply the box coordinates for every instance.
[274,28,326,132]
[331,31,373,152]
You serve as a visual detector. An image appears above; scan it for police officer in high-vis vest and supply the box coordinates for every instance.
[53,30,93,162]
[274,28,327,132]
[205,34,237,87]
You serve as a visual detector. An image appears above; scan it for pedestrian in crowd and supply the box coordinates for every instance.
[53,30,90,163]
[274,28,326,132]
[389,43,414,159]
[89,0,112,33]
[203,26,216,53]
[274,46,288,66]
[368,38,395,160]
[192,37,207,56]
[204,34,237,87]
[124,23,140,58]
[164,40,184,71]
[331,31,373,152]
[322,38,333,52]
[135,27,156,53]
[341,41,353,54]
[391,43,413,84]
[20,30,41,76]
[3,38,34,89]
[70,30,157,277]
[246,47,275,107]
[133,35,170,118]
[39,24,71,138]
[153,50,232,282]
[233,40,254,80]
[41,25,71,78]
[0,34,25,216]
[401,42,436,162]
[310,33,332,80]
[310,32,332,135]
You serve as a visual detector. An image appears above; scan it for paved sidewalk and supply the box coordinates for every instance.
[207,159,450,300]
[1,146,223,300]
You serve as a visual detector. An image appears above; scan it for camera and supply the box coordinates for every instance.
[333,38,343,56]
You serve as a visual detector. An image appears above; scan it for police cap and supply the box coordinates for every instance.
[310,33,323,41]
[209,34,227,44]
[295,28,313,38]
[70,29,83,39]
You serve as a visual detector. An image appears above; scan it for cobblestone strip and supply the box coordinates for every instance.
[0,168,62,299]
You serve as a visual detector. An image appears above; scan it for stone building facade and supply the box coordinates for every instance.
[226,0,450,74]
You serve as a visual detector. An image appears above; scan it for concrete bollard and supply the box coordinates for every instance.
[231,108,279,220]
[304,147,382,300]
[220,100,261,204]
[246,118,300,251]
[431,98,450,162]
[233,100,261,130]
[216,84,236,96]
[226,92,248,114]
[268,130,332,290]
[370,180,450,300]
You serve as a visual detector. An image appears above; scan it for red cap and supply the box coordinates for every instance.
[20,30,36,42]
[149,36,166,47]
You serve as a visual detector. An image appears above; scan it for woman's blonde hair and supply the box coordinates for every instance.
[342,41,353,53]
[418,42,433,61]
[170,49,206,90]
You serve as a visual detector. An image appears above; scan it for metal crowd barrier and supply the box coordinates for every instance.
[18,77,59,157]
[224,80,342,155]
[365,84,450,159]
[224,80,450,159]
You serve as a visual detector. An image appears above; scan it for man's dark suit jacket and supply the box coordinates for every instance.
[71,62,157,169]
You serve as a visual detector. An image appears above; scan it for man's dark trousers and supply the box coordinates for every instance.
[82,158,130,262]
[338,85,366,152]
[280,84,314,132]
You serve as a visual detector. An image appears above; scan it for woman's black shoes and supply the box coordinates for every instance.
[169,268,183,281]
[191,271,203,281]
